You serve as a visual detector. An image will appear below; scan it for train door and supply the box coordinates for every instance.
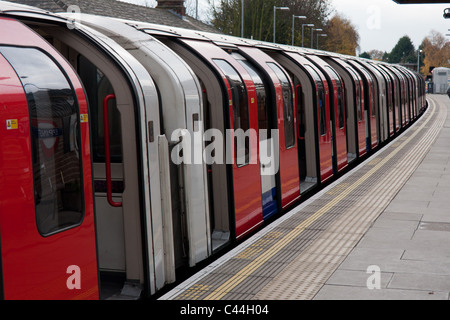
[236,46,300,210]
[406,70,416,119]
[31,22,165,297]
[266,62,300,207]
[327,67,348,172]
[268,51,330,185]
[295,82,308,183]
[378,65,400,133]
[357,60,388,143]
[366,71,378,149]
[372,63,394,137]
[304,65,333,181]
[73,14,211,270]
[395,66,413,124]
[383,68,395,136]
[0,18,98,299]
[414,73,422,115]
[407,72,414,120]
[324,57,366,158]
[402,69,414,121]
[305,55,348,173]
[397,69,408,126]
[351,62,378,150]
[385,65,407,128]
[161,38,263,239]
[77,57,136,287]
[230,52,279,219]
[348,67,367,155]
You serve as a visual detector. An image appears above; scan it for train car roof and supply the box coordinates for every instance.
[2,0,416,78]
[0,0,68,24]
[70,12,203,137]
[7,0,221,34]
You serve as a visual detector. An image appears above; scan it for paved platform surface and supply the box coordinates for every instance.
[315,94,450,300]
[160,94,450,300]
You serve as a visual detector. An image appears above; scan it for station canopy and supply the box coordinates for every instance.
[393,0,449,3]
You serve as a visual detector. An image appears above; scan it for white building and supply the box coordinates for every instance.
[432,67,450,94]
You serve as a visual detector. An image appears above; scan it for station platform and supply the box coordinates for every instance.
[159,94,450,301]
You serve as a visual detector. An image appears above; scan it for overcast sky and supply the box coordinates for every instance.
[120,0,450,53]
[330,0,449,54]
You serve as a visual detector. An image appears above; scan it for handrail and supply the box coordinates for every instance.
[103,94,122,207]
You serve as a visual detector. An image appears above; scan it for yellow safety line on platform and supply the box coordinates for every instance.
[203,101,436,300]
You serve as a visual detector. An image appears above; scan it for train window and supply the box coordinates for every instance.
[213,59,250,166]
[370,81,376,117]
[325,67,345,129]
[356,83,362,122]
[337,84,345,129]
[236,58,271,138]
[349,69,363,122]
[0,46,84,236]
[304,65,326,136]
[296,85,305,139]
[318,84,327,136]
[78,55,122,163]
[361,69,376,118]
[267,62,295,149]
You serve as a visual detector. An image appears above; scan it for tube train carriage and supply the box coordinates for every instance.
[0,2,426,299]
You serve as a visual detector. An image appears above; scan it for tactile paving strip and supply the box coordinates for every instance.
[254,98,445,300]
[161,97,445,301]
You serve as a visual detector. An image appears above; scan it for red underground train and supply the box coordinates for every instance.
[0,2,427,300]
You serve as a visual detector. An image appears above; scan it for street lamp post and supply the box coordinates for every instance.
[195,0,198,19]
[273,6,290,43]
[311,28,322,48]
[317,33,327,50]
[417,49,423,73]
[301,23,314,47]
[292,15,306,46]
[241,0,244,38]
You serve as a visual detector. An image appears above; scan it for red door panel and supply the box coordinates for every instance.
[306,55,348,173]
[238,46,300,208]
[357,78,367,156]
[0,18,98,300]
[284,53,333,183]
[332,79,348,172]
[179,39,263,238]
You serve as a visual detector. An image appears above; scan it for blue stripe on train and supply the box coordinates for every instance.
[262,187,278,220]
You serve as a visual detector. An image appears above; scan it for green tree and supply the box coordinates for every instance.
[359,51,371,59]
[385,35,416,64]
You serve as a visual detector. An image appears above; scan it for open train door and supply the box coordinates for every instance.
[0,18,98,299]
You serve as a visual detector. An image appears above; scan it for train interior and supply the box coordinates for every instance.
[155,36,234,249]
